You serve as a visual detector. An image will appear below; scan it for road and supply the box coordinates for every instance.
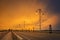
[14,31,60,40]
[0,31,8,39]
[0,31,60,40]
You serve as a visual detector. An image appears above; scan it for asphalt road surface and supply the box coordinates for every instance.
[0,31,60,40]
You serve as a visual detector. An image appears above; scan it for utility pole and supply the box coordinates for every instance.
[36,9,42,31]
[24,21,25,31]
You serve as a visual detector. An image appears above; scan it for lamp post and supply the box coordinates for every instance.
[24,21,25,31]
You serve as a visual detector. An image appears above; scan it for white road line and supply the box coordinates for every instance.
[13,32,23,40]
[18,34,31,40]
[13,32,31,40]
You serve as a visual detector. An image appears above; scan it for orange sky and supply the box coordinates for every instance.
[0,0,58,30]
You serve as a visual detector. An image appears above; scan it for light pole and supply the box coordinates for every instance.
[24,21,25,31]
[36,9,42,31]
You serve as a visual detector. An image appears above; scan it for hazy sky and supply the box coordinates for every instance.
[0,0,60,30]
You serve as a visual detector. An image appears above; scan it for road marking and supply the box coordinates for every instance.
[13,32,31,40]
[13,32,23,40]
[18,34,31,40]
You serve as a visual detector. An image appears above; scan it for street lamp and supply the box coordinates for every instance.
[24,21,25,30]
